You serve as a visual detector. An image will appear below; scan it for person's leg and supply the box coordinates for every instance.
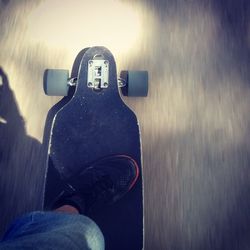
[0,209,104,250]
[0,155,139,250]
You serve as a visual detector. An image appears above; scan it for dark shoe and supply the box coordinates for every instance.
[53,155,139,214]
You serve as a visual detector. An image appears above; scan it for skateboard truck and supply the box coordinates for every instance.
[68,77,77,86]
[44,49,148,97]
[67,75,130,89]
[118,77,126,87]
[87,54,109,90]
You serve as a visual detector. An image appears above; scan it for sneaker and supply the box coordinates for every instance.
[53,155,139,214]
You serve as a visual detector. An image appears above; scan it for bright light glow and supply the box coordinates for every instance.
[27,0,142,55]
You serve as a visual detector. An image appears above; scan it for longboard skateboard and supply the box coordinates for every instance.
[42,47,148,250]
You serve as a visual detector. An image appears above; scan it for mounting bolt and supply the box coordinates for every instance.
[87,82,93,87]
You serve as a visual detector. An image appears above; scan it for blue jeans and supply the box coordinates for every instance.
[0,211,105,250]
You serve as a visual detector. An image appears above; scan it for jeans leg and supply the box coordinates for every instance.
[0,211,104,250]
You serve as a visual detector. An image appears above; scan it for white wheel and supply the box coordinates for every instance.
[43,69,69,96]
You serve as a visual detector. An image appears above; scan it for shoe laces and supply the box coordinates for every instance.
[85,174,115,206]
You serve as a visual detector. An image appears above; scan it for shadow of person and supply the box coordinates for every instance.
[0,67,43,237]
[0,67,26,144]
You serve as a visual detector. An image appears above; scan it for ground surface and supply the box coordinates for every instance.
[0,0,250,249]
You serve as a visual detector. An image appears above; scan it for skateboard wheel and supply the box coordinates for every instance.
[44,69,69,96]
[121,71,148,97]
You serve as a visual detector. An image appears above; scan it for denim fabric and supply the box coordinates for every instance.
[0,211,104,250]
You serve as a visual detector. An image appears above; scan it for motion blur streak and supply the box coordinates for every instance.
[0,1,250,250]
[121,1,250,249]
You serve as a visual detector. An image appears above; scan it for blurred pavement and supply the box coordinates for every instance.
[0,0,250,249]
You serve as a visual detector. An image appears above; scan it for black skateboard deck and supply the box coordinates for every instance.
[42,47,144,250]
